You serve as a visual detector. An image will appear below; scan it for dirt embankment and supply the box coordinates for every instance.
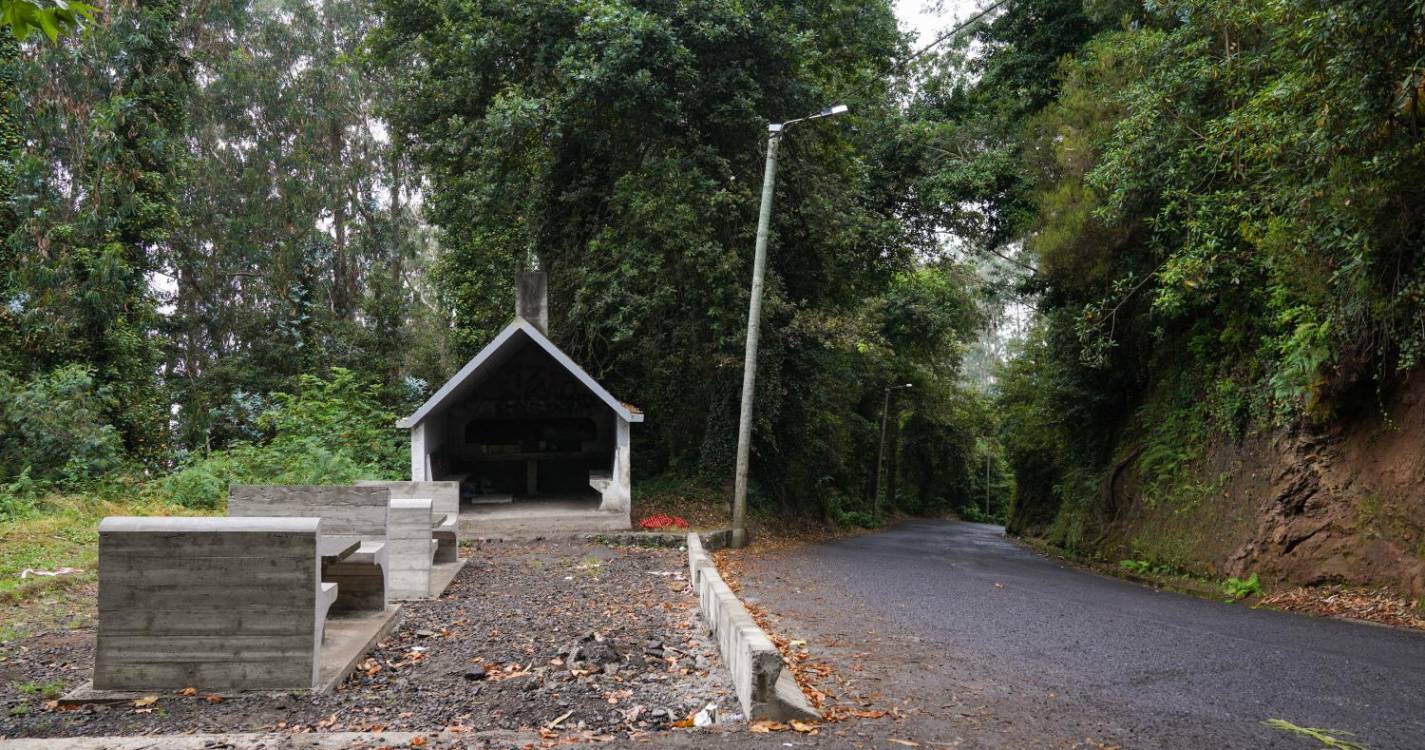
[1104,375,1425,601]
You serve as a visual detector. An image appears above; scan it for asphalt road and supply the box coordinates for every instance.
[733,519,1425,749]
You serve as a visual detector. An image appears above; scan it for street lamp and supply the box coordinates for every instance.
[730,103,851,549]
[874,383,913,521]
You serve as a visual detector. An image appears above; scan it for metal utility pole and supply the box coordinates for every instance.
[874,383,912,521]
[731,104,849,549]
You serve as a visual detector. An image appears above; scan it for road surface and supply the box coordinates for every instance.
[730,519,1425,749]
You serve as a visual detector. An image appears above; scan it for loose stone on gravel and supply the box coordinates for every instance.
[0,537,737,744]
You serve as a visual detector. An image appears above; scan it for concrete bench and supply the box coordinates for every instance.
[228,485,435,601]
[356,480,468,598]
[356,480,460,562]
[93,516,338,691]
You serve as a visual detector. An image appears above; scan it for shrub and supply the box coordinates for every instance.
[835,509,881,529]
[0,366,124,490]
[156,369,403,509]
[160,440,371,510]
[0,468,41,522]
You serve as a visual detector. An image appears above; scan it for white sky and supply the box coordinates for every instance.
[895,0,991,48]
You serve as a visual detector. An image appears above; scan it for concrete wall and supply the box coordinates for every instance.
[686,533,817,721]
[94,516,332,691]
[228,485,388,545]
[409,415,449,482]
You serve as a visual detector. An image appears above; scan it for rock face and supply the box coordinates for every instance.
[1102,375,1425,601]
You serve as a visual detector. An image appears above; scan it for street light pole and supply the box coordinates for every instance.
[874,383,912,521]
[730,104,849,549]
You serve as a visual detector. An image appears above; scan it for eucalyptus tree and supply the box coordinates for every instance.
[166,0,425,450]
[2,0,190,466]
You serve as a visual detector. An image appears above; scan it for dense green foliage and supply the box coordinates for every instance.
[932,1,1425,548]
[0,366,122,489]
[3,0,989,523]
[160,369,404,510]
[17,0,1415,542]
[2,1,442,503]
[371,0,988,516]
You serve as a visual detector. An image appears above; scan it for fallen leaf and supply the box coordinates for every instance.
[132,694,159,707]
[410,737,427,747]
[176,687,197,697]
[790,719,818,734]
[203,693,223,704]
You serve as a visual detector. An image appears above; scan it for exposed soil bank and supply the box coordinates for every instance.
[1056,374,1425,602]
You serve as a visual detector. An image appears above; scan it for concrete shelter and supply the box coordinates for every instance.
[397,272,642,534]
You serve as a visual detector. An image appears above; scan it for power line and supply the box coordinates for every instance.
[896,0,1015,78]
[844,0,1015,103]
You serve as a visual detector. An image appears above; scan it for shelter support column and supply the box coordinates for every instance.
[600,417,632,513]
[410,421,429,481]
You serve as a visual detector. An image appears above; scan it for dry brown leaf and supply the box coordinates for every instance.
[132,694,159,707]
[203,693,223,704]
[409,737,427,747]
[789,719,818,734]
[176,686,197,696]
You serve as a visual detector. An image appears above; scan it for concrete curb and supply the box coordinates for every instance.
[686,532,818,722]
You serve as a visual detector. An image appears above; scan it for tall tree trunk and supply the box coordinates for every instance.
[331,116,348,317]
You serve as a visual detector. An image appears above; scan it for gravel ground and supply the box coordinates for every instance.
[0,538,739,745]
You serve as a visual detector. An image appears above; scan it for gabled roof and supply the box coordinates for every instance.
[397,317,643,428]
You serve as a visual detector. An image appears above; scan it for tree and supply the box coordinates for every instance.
[2,0,191,466]
[373,0,984,514]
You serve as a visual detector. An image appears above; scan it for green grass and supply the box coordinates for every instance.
[16,680,65,699]
[0,490,214,643]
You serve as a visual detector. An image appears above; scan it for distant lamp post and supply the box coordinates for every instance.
[730,103,851,549]
[874,383,913,521]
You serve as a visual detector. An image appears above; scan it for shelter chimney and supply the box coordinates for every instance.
[516,271,548,334]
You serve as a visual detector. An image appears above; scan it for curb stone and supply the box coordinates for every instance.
[685,532,818,722]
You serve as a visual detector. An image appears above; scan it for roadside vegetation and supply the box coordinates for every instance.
[3,0,1423,638]
[2,0,1010,595]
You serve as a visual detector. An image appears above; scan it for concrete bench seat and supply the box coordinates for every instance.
[357,480,467,597]
[357,480,461,563]
[91,517,338,692]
